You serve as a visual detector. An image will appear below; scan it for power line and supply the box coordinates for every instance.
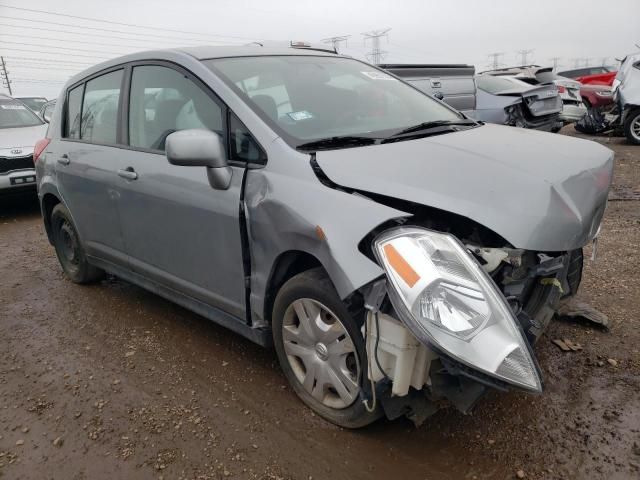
[0,22,200,47]
[0,40,132,56]
[3,56,94,66]
[515,49,534,66]
[6,63,83,72]
[321,35,350,53]
[0,47,111,60]
[0,33,197,52]
[549,57,562,69]
[0,16,241,46]
[1,56,12,95]
[487,52,504,69]
[362,28,391,65]
[0,4,264,42]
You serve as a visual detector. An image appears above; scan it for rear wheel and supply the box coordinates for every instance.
[272,268,380,428]
[624,108,640,145]
[51,204,104,284]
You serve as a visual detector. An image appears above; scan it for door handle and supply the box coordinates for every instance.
[57,154,70,165]
[117,167,138,180]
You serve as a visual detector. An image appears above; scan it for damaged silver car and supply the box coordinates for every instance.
[36,45,613,428]
[474,74,564,131]
[613,52,640,144]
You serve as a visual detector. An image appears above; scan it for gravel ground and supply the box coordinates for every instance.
[1,128,638,480]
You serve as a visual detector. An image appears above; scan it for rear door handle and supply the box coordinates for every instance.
[117,167,138,181]
[57,154,70,165]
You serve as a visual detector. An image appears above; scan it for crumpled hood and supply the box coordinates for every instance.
[0,124,47,155]
[315,123,614,251]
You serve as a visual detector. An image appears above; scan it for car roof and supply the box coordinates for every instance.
[64,44,341,90]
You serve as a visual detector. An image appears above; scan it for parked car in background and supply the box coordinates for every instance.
[0,93,47,195]
[36,45,612,428]
[38,99,57,123]
[473,74,563,131]
[16,96,48,113]
[379,64,476,116]
[613,52,640,144]
[558,66,617,86]
[481,66,586,126]
[580,84,615,109]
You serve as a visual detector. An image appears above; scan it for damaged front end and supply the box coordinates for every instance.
[357,230,581,424]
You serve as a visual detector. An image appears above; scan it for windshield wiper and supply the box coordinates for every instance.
[389,119,477,138]
[295,135,379,151]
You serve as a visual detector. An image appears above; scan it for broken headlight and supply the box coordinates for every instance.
[373,227,542,392]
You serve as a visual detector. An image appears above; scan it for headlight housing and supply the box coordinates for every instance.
[373,227,542,392]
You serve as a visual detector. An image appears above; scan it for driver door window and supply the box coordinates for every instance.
[128,65,224,151]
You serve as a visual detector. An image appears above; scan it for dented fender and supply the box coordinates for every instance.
[244,138,408,323]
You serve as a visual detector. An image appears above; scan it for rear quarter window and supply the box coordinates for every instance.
[65,85,83,139]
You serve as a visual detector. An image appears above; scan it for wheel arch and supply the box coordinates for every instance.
[262,250,324,323]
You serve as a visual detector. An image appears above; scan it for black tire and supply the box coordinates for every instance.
[623,108,640,145]
[272,268,381,428]
[50,204,104,284]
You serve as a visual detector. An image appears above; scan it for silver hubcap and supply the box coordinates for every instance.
[631,115,640,141]
[282,299,360,409]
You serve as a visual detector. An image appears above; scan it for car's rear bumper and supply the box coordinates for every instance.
[560,103,588,123]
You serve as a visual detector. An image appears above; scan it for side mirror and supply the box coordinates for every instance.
[166,129,232,190]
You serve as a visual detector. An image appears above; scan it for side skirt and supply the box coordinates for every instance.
[88,255,273,347]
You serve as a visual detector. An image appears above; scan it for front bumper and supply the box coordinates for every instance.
[0,169,37,194]
[364,249,575,424]
[560,103,588,123]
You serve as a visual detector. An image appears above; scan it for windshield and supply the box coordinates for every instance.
[206,55,462,145]
[18,97,47,111]
[0,98,43,129]
[476,75,533,94]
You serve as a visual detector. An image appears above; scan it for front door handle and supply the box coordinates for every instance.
[57,154,70,165]
[117,167,138,180]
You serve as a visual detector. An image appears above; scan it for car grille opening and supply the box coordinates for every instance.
[0,155,34,175]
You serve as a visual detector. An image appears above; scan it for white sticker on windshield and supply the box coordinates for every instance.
[361,71,397,81]
[287,110,314,121]
[1,104,27,110]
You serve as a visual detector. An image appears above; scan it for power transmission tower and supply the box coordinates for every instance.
[487,52,505,70]
[1,56,12,96]
[362,28,390,65]
[516,49,534,66]
[321,35,351,53]
[549,57,562,70]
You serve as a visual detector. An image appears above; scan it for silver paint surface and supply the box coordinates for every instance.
[315,123,613,252]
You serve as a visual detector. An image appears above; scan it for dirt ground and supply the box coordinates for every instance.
[1,127,639,480]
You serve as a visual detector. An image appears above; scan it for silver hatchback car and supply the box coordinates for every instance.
[36,45,613,428]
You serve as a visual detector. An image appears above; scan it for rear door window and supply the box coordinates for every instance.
[80,69,123,144]
[128,65,224,151]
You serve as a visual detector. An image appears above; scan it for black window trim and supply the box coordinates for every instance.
[122,59,267,168]
[60,59,268,168]
[61,64,126,147]
[226,109,267,166]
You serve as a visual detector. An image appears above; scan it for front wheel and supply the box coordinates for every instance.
[624,108,640,145]
[272,268,380,428]
[51,204,104,284]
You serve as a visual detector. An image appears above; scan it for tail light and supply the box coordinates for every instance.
[557,85,567,93]
[33,138,51,163]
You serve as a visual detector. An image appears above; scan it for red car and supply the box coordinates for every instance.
[580,84,615,109]
[558,66,616,86]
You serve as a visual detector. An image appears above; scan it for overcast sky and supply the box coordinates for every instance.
[1,0,639,98]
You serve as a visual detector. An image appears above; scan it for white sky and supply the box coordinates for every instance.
[1,0,639,98]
